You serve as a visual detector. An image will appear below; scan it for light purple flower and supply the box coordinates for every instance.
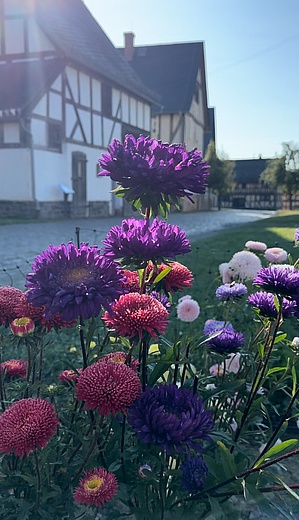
[203,319,233,335]
[253,265,299,297]
[98,134,210,216]
[216,282,247,300]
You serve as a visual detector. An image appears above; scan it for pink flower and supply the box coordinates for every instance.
[58,368,83,383]
[76,360,141,416]
[0,359,28,379]
[10,317,35,336]
[224,353,241,374]
[103,293,169,340]
[209,364,224,377]
[0,398,58,458]
[264,247,288,263]
[176,297,200,322]
[74,467,118,507]
[0,286,24,325]
[227,251,262,281]
[245,240,267,252]
[155,262,193,293]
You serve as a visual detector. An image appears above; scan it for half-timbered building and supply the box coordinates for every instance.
[120,34,217,211]
[0,0,157,218]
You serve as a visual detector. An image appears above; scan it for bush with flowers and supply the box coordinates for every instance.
[1,135,299,519]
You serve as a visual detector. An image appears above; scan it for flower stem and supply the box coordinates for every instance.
[78,317,88,369]
[34,449,41,513]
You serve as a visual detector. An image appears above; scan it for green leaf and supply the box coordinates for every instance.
[266,366,288,377]
[216,441,238,479]
[274,332,287,344]
[254,438,298,468]
[291,365,297,397]
[108,461,122,472]
[148,346,176,386]
[153,266,172,283]
[274,475,299,501]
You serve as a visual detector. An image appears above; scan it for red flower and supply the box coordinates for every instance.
[76,360,141,416]
[103,293,169,340]
[10,317,35,336]
[0,286,24,325]
[155,262,193,293]
[58,368,83,383]
[74,467,118,507]
[99,351,139,372]
[121,269,140,292]
[0,398,59,458]
[0,359,28,378]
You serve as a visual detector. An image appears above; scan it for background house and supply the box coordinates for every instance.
[221,158,282,210]
[120,34,217,212]
[0,0,156,218]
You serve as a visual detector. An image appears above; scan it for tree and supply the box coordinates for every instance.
[260,142,299,210]
[204,141,235,210]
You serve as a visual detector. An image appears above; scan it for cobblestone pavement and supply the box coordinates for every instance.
[0,209,274,289]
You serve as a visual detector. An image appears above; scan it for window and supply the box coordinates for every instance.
[48,122,62,151]
[101,84,112,117]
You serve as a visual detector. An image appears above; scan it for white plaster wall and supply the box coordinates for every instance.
[4,0,27,15]
[66,67,79,102]
[121,93,129,123]
[112,89,121,118]
[79,72,90,107]
[78,109,91,143]
[92,114,102,146]
[31,118,47,146]
[0,149,32,200]
[34,150,66,201]
[49,92,62,121]
[144,105,151,132]
[32,95,47,117]
[92,79,101,111]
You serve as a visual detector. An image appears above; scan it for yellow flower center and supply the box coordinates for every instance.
[14,317,31,326]
[64,267,90,284]
[84,477,104,491]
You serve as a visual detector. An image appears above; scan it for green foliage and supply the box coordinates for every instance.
[204,140,235,199]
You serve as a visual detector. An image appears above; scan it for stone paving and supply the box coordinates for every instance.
[0,209,275,289]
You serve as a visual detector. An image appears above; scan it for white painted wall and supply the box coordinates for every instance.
[0,149,32,200]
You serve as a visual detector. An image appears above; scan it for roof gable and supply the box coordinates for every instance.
[234,159,270,184]
[35,0,156,103]
[124,42,205,114]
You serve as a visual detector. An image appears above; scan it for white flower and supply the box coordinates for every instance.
[291,337,299,348]
[227,251,262,281]
[245,240,267,252]
[219,262,231,283]
[264,247,288,263]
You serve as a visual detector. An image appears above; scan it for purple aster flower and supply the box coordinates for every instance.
[128,384,213,455]
[180,455,208,494]
[248,291,297,319]
[295,229,299,243]
[26,243,124,321]
[98,134,210,216]
[205,327,245,354]
[203,320,233,335]
[102,217,190,268]
[149,290,171,310]
[253,265,299,297]
[215,282,247,300]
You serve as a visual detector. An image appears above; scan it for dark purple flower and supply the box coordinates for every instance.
[26,243,124,321]
[215,282,247,300]
[181,455,208,494]
[205,327,245,354]
[149,290,171,310]
[102,218,190,268]
[128,384,213,455]
[98,135,210,216]
[253,265,299,297]
[248,291,297,319]
[203,320,233,335]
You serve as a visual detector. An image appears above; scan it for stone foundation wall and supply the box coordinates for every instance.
[0,201,109,219]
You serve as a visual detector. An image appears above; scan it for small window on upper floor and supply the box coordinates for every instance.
[48,122,62,151]
[101,84,112,117]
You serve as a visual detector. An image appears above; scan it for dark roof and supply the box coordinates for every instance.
[35,0,157,103]
[123,42,207,114]
[204,107,216,153]
[234,158,270,184]
[0,59,65,111]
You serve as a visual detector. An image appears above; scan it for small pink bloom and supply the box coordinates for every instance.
[264,247,288,263]
[58,368,83,383]
[209,364,224,377]
[0,359,28,379]
[245,240,267,252]
[219,263,231,283]
[224,353,241,374]
[10,317,35,336]
[176,297,200,322]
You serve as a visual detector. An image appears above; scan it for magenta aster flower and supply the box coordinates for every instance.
[152,261,193,294]
[215,282,247,300]
[76,360,141,416]
[103,218,190,268]
[0,398,58,458]
[25,243,125,321]
[0,286,24,326]
[253,265,299,297]
[0,359,28,379]
[103,293,169,340]
[98,134,210,216]
[74,467,118,507]
[128,384,213,455]
[248,291,297,318]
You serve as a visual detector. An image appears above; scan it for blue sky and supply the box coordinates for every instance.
[84,0,299,160]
